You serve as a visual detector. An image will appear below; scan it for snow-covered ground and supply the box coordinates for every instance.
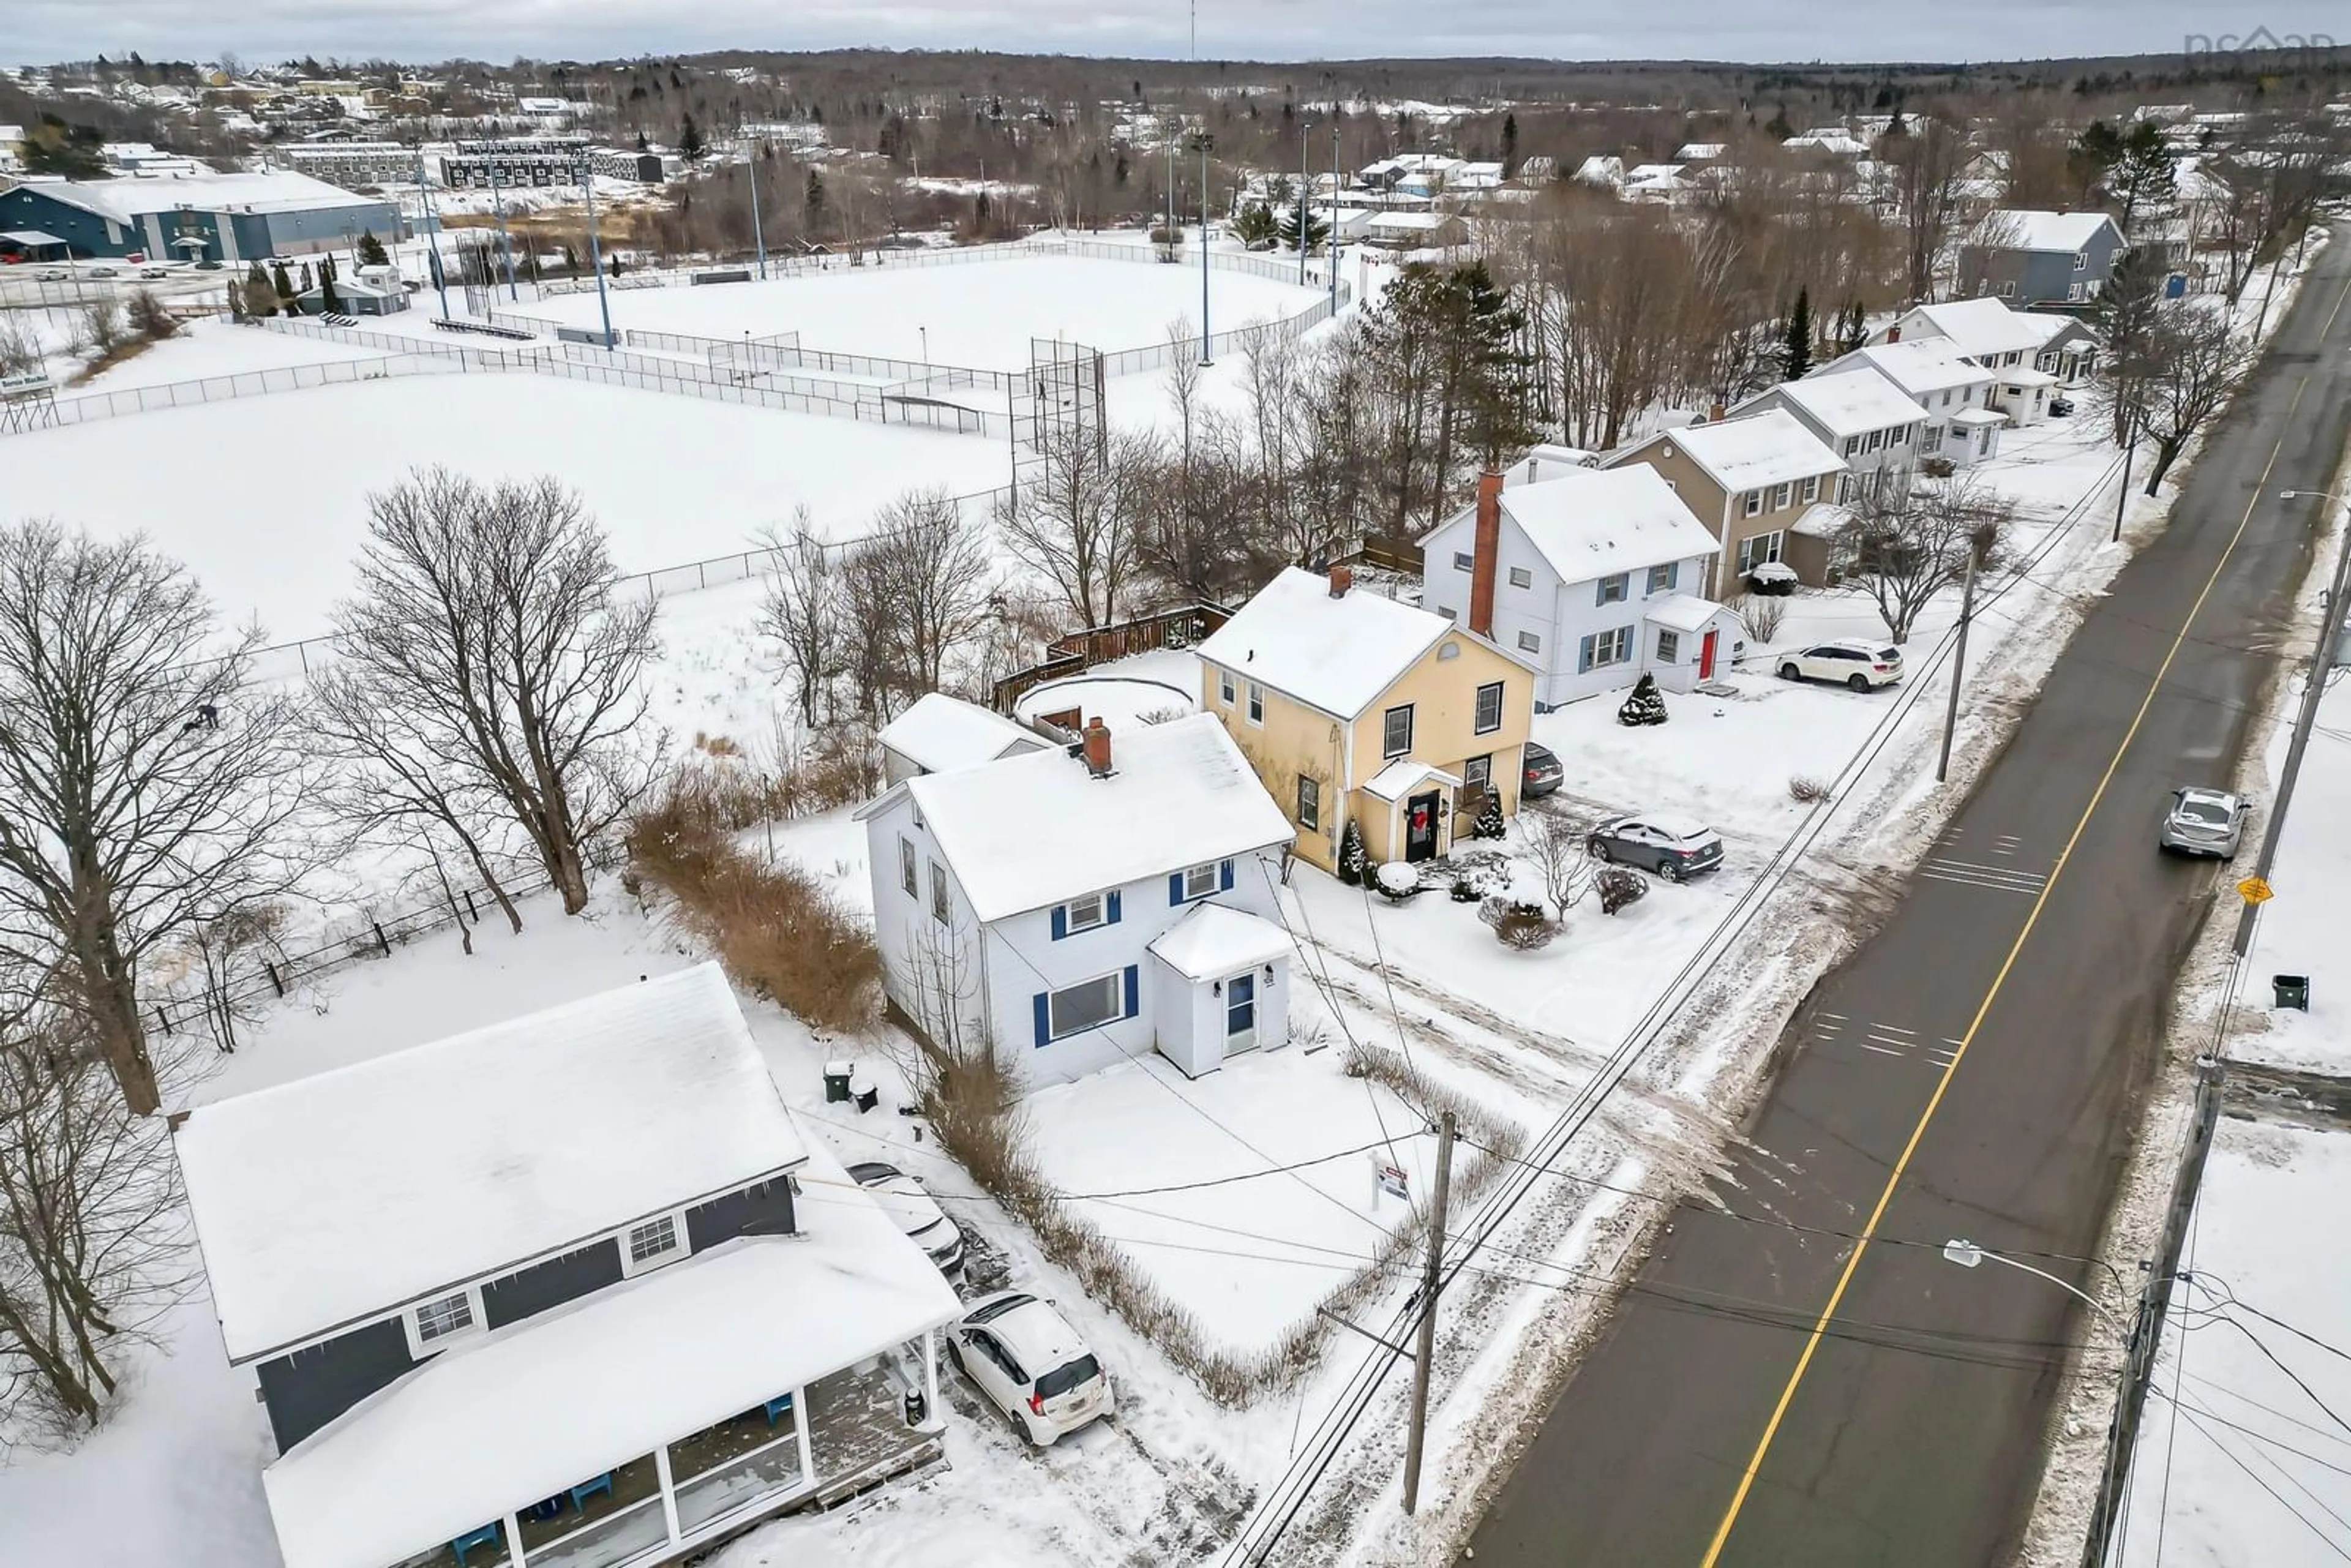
[2230,675,2351,1076]
[2117,1114,2351,1568]
[4,375,1009,642]
[505,255,1325,368]
[74,316,393,392]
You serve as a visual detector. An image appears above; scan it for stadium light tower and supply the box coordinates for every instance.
[578,153,617,351]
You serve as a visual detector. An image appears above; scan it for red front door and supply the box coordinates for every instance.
[1699,628,1719,680]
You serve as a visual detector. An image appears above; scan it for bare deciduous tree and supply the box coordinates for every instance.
[0,522,307,1116]
[756,506,838,729]
[2134,306,2255,493]
[1880,118,1971,303]
[839,488,996,715]
[0,993,190,1428]
[330,468,661,918]
[1519,811,1594,918]
[1162,313,1204,467]
[994,423,1151,628]
[1839,471,2009,644]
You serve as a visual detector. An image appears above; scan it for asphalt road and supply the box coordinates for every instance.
[1462,235,2351,1568]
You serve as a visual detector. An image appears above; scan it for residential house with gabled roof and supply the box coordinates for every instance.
[1818,340,2006,467]
[1420,466,1736,707]
[1877,296,2103,389]
[173,964,960,1568]
[877,692,1048,784]
[1730,369,1930,501]
[1957,209,2128,306]
[858,713,1298,1083]
[1600,410,1847,593]
[1198,565,1537,873]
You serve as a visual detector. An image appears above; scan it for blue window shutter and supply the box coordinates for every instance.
[1122,965,1140,1019]
[1106,890,1122,925]
[1219,858,1235,891]
[1594,579,1607,607]
[1578,634,1595,673]
[1033,993,1051,1047]
[1050,905,1068,941]
[1168,872,1185,906]
[1665,561,1679,590]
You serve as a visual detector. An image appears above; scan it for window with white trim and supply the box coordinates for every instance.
[2073,250,2088,271]
[1736,530,1785,572]
[1802,475,1821,504]
[1843,435,1861,457]
[898,836,917,898]
[1245,683,1264,724]
[1218,668,1236,705]
[1517,628,1541,653]
[1596,572,1629,605]
[1181,862,1220,900]
[1655,629,1681,663]
[1646,561,1678,595]
[623,1213,683,1275]
[1864,429,1884,452]
[1464,754,1492,793]
[1586,626,1632,668]
[1743,490,1763,517]
[1452,550,1474,572]
[1474,681,1504,734]
[1382,704,1414,758]
[1770,482,1791,509]
[1507,565,1534,590]
[409,1289,479,1354]
[929,862,950,925]
[1048,973,1123,1038]
[1064,891,1106,932]
[1297,775,1321,830]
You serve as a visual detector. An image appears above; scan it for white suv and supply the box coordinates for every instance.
[1779,639,1903,691]
[946,1290,1114,1446]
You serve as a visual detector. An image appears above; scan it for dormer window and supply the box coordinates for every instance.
[622,1212,684,1276]
[403,1285,485,1356]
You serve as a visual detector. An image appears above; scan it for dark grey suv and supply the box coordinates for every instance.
[1586,814,1725,882]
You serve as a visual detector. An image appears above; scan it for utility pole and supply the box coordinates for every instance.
[1330,121,1342,315]
[484,151,519,302]
[413,146,449,319]
[2112,414,2138,543]
[1298,119,1311,287]
[1936,544,1978,785]
[1402,1111,1456,1516]
[1198,132,1213,364]
[579,155,615,351]
[748,140,768,280]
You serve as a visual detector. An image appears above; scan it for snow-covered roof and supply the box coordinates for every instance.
[1751,369,1929,438]
[1790,501,1856,539]
[1785,133,1867,156]
[888,713,1292,923]
[1893,297,2070,358]
[1363,757,1463,802]
[1149,902,1293,981]
[1674,142,1727,161]
[263,1157,957,1568]
[175,964,807,1361]
[1618,409,1843,494]
[1365,211,1458,231]
[1976,208,2120,253]
[1643,593,1728,634]
[1486,465,1720,585]
[1201,566,1458,718]
[1573,154,1624,184]
[1626,162,1685,181]
[21,170,388,222]
[1834,340,1996,398]
[877,693,1046,776]
[1996,366,2058,387]
[1950,407,2008,426]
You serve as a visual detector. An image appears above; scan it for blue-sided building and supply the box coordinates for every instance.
[0,171,402,264]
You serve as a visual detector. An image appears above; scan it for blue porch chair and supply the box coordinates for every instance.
[764,1392,795,1427]
[449,1522,502,1567]
[570,1472,614,1510]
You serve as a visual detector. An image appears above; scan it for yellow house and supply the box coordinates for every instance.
[1198,565,1538,874]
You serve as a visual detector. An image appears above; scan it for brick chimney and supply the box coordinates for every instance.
[1327,562,1353,598]
[1082,716,1112,777]
[1886,324,1902,342]
[1708,402,1726,423]
[1469,470,1502,636]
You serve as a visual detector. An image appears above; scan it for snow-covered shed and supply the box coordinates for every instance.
[877,692,1049,784]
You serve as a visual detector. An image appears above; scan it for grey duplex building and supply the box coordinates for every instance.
[1955,209,2128,307]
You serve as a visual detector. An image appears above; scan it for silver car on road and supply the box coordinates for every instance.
[2158,787,2246,858]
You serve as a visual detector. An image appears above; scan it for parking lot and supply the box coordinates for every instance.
[0,261,230,312]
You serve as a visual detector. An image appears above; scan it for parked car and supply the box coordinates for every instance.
[2049,396,2075,418]
[1587,814,1725,881]
[2158,786,2246,858]
[1779,639,1904,692]
[138,264,169,280]
[945,1291,1114,1446]
[1521,741,1565,799]
[86,266,121,279]
[846,1160,966,1274]
[35,266,69,281]
[193,260,224,271]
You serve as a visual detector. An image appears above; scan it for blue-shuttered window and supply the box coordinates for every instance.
[1578,633,1596,673]
[1052,890,1117,939]
[1035,969,1138,1045]
[1172,861,1229,904]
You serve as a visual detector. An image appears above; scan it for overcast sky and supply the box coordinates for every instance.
[10,1,2344,75]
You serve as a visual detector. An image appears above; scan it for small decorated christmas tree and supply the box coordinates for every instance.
[1474,789,1507,839]
[1618,672,1669,727]
[1337,819,1369,886]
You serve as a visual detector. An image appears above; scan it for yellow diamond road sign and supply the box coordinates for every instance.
[2238,876,2275,904]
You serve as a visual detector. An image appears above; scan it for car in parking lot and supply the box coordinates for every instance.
[2158,786,2246,858]
[1586,813,1725,881]
[35,266,69,282]
[86,266,119,279]
[846,1160,966,1274]
[1779,639,1904,691]
[945,1291,1114,1446]
[1520,740,1564,798]
[138,264,169,280]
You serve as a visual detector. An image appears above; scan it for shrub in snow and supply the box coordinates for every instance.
[1921,454,1957,479]
[1788,774,1831,803]
[1730,591,1786,644]
[1337,820,1369,886]
[1473,788,1507,839]
[1374,861,1419,901]
[1595,865,1648,916]
[1618,673,1668,727]
[1480,896,1557,950]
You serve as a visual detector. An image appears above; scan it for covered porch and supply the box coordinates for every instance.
[1933,407,2004,467]
[1146,902,1292,1076]
[1356,758,1462,868]
[1988,365,2056,426]
[266,1226,959,1568]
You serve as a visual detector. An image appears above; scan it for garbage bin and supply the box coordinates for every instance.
[852,1073,880,1113]
[904,1386,927,1427]
[2274,975,2311,1011]
[823,1061,853,1103]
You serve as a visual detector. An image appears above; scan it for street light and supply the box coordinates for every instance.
[1941,1239,2128,1340]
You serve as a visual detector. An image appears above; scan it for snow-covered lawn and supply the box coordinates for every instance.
[2230,675,2351,1075]
[4,375,1008,642]
[507,256,1325,369]
[2117,1114,2351,1567]
[75,317,394,392]
[1012,649,1203,729]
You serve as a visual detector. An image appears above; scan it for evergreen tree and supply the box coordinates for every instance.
[299,262,314,293]
[1836,298,1868,354]
[271,259,295,308]
[319,272,341,314]
[1474,790,1506,839]
[1337,820,1368,886]
[1232,201,1280,247]
[1276,203,1329,254]
[357,230,388,267]
[636,130,650,152]
[1782,287,1813,381]
[1618,672,1669,727]
[804,168,826,220]
[678,113,706,162]
[1500,111,1518,177]
[245,260,275,317]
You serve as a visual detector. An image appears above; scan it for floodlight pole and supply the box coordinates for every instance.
[485,151,519,301]
[1330,121,1342,315]
[748,139,768,280]
[1198,131,1213,366]
[413,146,449,319]
[580,156,616,351]
[1299,119,1311,287]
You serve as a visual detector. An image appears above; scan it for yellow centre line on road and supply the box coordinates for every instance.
[1699,264,2351,1567]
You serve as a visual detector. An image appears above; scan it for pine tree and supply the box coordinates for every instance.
[679,113,706,162]
[357,230,388,267]
[1474,789,1506,839]
[1233,201,1280,247]
[319,272,341,314]
[1276,203,1329,254]
[272,259,295,307]
[245,260,275,317]
[1337,820,1368,886]
[1782,287,1813,381]
[1500,112,1518,178]
[804,169,826,219]
[1618,672,1669,727]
